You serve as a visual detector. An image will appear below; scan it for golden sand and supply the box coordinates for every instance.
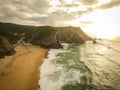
[0,46,48,90]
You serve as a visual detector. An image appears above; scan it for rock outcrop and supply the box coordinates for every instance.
[55,26,92,44]
[0,35,15,58]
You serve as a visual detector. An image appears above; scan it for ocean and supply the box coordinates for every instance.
[39,39,120,90]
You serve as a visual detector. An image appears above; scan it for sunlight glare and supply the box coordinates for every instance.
[66,20,80,27]
[86,23,120,39]
[81,7,120,39]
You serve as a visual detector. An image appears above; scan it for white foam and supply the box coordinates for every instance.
[38,41,120,90]
[39,49,64,90]
[38,43,82,90]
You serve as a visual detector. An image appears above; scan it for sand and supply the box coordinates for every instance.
[0,45,48,90]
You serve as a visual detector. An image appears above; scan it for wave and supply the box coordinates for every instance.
[39,43,93,90]
[39,39,120,90]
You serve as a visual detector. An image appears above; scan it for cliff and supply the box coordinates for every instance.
[55,26,91,44]
[30,26,63,48]
[0,22,92,48]
[0,35,15,58]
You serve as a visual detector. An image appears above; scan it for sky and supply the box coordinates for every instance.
[0,0,120,39]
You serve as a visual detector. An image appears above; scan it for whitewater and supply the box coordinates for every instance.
[39,39,120,90]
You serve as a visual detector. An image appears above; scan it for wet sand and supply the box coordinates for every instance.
[0,46,48,90]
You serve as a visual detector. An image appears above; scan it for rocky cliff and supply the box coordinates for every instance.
[0,22,92,48]
[30,26,63,48]
[0,35,15,58]
[55,26,91,44]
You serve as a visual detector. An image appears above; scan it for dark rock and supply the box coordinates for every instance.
[0,35,16,58]
[93,38,97,44]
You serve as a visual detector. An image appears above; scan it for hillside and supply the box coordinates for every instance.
[0,22,92,48]
[0,35,15,58]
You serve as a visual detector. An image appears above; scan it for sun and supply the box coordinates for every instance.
[84,21,120,39]
[87,26,120,39]
[86,19,120,39]
[80,7,120,39]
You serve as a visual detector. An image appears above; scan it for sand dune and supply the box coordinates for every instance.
[0,46,48,90]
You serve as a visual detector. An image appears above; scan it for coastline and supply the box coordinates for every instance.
[0,45,48,90]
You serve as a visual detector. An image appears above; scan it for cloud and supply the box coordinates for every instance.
[100,0,120,9]
[80,21,94,25]
[0,0,51,14]
[27,10,81,26]
[0,0,51,24]
[77,0,98,5]
[0,0,96,26]
[59,0,98,6]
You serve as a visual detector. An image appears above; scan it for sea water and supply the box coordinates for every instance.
[39,39,120,90]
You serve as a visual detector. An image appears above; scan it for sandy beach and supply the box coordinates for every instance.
[0,46,48,90]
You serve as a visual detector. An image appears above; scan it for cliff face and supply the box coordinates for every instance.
[55,26,92,44]
[0,35,15,58]
[30,26,63,48]
[0,22,92,49]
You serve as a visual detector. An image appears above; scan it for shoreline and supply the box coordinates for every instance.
[0,45,48,90]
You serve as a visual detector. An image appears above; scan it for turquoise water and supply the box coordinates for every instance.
[39,39,120,90]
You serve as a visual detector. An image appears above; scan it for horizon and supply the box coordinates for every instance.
[0,0,120,39]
